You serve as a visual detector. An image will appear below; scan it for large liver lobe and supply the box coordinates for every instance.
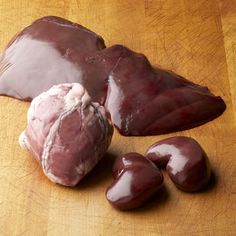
[0,16,226,136]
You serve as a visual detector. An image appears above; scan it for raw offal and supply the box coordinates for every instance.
[0,16,226,136]
[19,83,113,186]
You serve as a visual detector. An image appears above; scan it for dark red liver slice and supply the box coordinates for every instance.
[104,46,226,135]
[0,16,226,136]
[0,16,109,104]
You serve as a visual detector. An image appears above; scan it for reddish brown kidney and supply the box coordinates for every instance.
[106,152,164,210]
[145,136,211,192]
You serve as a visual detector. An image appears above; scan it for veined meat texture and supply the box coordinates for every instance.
[19,83,113,186]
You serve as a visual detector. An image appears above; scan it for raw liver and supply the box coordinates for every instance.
[0,16,226,136]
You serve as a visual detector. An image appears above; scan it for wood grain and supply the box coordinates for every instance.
[0,0,235,235]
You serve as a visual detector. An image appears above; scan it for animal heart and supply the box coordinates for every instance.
[145,136,211,192]
[106,152,164,210]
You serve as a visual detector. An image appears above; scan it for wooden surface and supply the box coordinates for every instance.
[0,0,236,235]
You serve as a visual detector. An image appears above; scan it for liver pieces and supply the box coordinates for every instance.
[0,16,226,136]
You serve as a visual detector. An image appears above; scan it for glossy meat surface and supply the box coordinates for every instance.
[0,16,226,136]
[0,16,108,103]
[145,136,211,192]
[106,152,163,210]
[104,48,226,135]
[19,83,113,186]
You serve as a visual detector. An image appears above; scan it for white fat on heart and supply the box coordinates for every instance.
[27,91,47,123]
[27,86,60,123]
[40,83,93,185]
[64,83,90,111]
[76,154,99,176]
[75,164,84,176]
[21,83,105,186]
[27,83,89,123]
[81,105,97,127]
[19,131,41,162]
[46,169,82,187]
[19,131,28,150]
[47,157,97,186]
[46,171,66,185]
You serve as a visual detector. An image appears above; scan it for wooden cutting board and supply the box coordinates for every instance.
[0,0,235,235]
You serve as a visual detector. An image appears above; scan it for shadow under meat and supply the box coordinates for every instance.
[176,169,218,195]
[196,170,218,194]
[130,185,170,213]
[75,152,117,190]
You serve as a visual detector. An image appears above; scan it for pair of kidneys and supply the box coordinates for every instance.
[106,136,211,210]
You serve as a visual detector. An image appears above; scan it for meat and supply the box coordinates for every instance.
[19,83,113,186]
[104,46,226,135]
[0,16,226,136]
[106,152,164,210]
[0,16,108,104]
[145,136,211,192]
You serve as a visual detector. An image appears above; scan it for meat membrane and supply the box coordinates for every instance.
[19,83,113,186]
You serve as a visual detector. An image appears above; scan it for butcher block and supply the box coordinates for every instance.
[0,0,235,235]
